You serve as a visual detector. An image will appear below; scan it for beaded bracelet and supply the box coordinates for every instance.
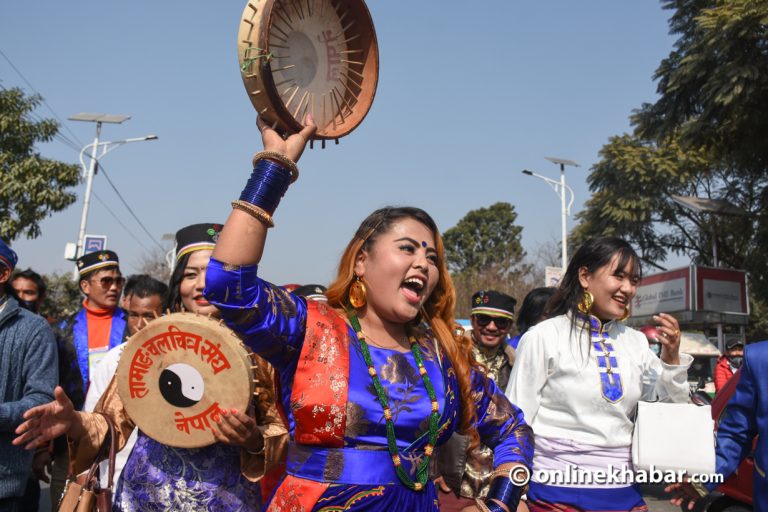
[231,200,275,228]
[239,158,292,215]
[251,151,299,183]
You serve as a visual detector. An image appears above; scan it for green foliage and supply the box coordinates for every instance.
[636,0,768,174]
[574,0,768,305]
[747,297,768,342]
[443,202,526,276]
[41,272,82,320]
[0,87,80,241]
[444,202,532,318]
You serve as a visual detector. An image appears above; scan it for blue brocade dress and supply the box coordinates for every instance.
[114,436,262,511]
[204,258,533,511]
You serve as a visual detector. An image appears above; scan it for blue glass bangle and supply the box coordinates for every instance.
[485,502,507,512]
[486,476,524,511]
[239,158,292,215]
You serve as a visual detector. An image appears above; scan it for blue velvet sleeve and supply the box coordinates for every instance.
[706,344,760,491]
[203,258,308,371]
[472,370,534,469]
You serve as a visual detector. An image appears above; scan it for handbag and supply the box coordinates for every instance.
[433,432,470,497]
[631,401,715,476]
[58,413,117,512]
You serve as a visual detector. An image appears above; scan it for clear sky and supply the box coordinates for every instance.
[1,1,677,285]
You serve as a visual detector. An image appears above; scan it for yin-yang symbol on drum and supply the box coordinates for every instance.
[159,363,205,408]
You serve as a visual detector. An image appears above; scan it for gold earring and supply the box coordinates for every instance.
[619,306,630,322]
[577,290,594,315]
[348,276,367,309]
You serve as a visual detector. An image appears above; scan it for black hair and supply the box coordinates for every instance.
[11,268,47,297]
[163,252,191,313]
[124,274,168,301]
[516,287,557,334]
[546,236,642,320]
[357,206,439,252]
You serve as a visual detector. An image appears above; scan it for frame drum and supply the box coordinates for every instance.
[238,0,379,141]
[116,313,255,448]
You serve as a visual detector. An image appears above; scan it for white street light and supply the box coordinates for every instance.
[522,156,579,271]
[68,113,158,266]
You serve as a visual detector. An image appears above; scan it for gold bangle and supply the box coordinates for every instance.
[474,498,492,512]
[490,468,511,480]
[252,151,299,183]
[231,200,275,228]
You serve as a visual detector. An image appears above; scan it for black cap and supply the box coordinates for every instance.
[76,250,119,278]
[174,223,222,262]
[471,290,517,319]
[726,339,744,350]
[294,284,327,301]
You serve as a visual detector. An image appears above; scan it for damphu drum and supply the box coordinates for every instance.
[116,312,256,448]
[238,0,379,142]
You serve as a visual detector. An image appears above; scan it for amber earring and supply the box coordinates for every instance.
[349,276,367,309]
[577,290,594,315]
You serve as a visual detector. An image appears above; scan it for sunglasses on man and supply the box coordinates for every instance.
[473,314,512,330]
[90,276,125,289]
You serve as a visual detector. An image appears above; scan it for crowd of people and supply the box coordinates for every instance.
[2,116,765,512]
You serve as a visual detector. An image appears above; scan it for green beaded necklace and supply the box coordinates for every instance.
[348,313,441,491]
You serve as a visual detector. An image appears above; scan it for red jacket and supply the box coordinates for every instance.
[714,355,736,392]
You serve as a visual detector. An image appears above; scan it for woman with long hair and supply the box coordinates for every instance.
[507,287,556,350]
[506,236,691,511]
[202,116,533,511]
[14,224,286,511]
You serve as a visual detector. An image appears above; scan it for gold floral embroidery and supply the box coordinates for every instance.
[344,401,372,441]
[368,354,424,426]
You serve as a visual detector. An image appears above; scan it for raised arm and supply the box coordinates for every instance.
[205,116,316,369]
[640,314,692,403]
[211,116,315,267]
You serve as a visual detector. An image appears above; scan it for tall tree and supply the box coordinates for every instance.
[443,202,531,318]
[443,202,527,276]
[634,0,768,174]
[0,87,80,241]
[574,0,768,311]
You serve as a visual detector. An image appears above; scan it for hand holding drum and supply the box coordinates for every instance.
[238,0,379,143]
[116,312,257,448]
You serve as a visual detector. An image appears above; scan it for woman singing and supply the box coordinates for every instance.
[203,116,534,511]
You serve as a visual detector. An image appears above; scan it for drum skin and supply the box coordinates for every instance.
[238,0,379,140]
[116,312,255,448]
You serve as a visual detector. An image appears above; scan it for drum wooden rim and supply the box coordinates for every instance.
[238,0,379,140]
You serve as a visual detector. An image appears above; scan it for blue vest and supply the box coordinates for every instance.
[67,307,126,389]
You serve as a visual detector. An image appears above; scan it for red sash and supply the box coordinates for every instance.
[267,300,350,511]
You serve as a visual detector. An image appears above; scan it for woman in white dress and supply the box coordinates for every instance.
[506,236,691,512]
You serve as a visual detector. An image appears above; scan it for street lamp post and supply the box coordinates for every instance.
[670,194,748,352]
[522,156,579,271]
[68,113,157,263]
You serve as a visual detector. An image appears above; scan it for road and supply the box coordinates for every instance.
[643,483,683,512]
[36,482,679,511]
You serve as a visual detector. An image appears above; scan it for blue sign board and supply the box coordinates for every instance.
[84,235,107,254]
